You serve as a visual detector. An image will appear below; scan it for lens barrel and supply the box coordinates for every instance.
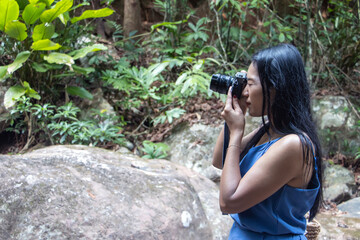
[210,74,234,94]
[210,72,247,98]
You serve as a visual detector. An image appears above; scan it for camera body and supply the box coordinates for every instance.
[210,72,247,98]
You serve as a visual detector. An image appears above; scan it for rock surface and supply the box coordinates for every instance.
[312,96,359,156]
[337,197,360,218]
[323,164,357,204]
[0,145,232,239]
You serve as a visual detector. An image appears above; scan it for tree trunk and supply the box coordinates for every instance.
[273,0,293,18]
[123,0,142,38]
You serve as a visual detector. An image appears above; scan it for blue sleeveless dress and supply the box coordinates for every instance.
[222,125,320,239]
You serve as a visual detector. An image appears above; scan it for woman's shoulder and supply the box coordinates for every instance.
[266,134,304,162]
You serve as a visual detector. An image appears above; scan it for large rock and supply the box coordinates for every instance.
[337,197,360,218]
[164,123,222,178]
[164,117,263,180]
[312,96,359,156]
[0,145,232,239]
[323,164,357,203]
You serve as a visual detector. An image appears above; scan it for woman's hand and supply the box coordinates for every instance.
[221,86,247,140]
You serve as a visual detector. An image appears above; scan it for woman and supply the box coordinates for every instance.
[212,44,322,239]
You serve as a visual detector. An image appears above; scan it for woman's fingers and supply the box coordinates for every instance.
[222,87,233,115]
[232,95,241,112]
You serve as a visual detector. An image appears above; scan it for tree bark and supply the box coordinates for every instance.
[273,0,293,18]
[123,0,142,38]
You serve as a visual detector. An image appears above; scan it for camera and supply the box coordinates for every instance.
[210,72,247,98]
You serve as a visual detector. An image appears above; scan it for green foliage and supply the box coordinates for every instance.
[0,0,114,106]
[153,108,186,126]
[141,140,170,159]
[174,59,212,98]
[7,96,125,147]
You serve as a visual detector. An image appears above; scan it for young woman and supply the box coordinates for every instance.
[212,44,322,239]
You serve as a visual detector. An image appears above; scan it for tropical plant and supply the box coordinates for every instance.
[0,0,114,108]
[7,96,125,149]
[141,140,170,159]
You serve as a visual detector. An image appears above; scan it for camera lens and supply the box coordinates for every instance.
[209,72,247,98]
[210,74,233,95]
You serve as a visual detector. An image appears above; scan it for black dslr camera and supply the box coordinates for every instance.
[209,72,247,98]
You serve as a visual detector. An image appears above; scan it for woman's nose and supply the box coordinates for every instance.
[242,85,249,97]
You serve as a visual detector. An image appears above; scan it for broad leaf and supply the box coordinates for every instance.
[0,66,8,80]
[31,39,61,50]
[69,44,107,60]
[0,0,19,31]
[40,0,73,23]
[72,65,95,75]
[66,86,93,100]
[58,12,70,25]
[32,62,62,72]
[71,8,114,23]
[32,23,55,41]
[4,85,26,109]
[278,33,285,42]
[44,52,74,65]
[5,20,27,41]
[6,51,31,74]
[29,0,54,7]
[23,2,46,25]
[0,51,31,81]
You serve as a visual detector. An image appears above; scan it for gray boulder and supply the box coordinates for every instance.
[323,164,357,204]
[164,123,223,179]
[312,96,359,156]
[165,117,263,181]
[0,145,232,240]
[337,197,360,218]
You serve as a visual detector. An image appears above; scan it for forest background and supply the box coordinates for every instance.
[0,0,359,166]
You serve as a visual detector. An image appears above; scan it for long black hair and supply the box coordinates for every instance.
[240,44,323,221]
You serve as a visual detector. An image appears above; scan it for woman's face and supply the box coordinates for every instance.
[242,62,267,117]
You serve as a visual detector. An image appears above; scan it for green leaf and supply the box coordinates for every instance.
[0,51,31,81]
[150,19,187,32]
[4,85,26,109]
[278,32,285,42]
[32,22,55,41]
[58,12,70,25]
[0,0,19,31]
[5,20,27,41]
[23,2,46,25]
[32,62,62,72]
[66,86,93,100]
[71,8,114,23]
[69,44,107,60]
[31,39,61,50]
[43,52,74,65]
[0,66,8,80]
[72,65,95,75]
[40,0,73,23]
[29,0,54,7]
[263,21,271,27]
[6,51,31,74]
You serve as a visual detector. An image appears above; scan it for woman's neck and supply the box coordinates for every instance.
[255,126,283,146]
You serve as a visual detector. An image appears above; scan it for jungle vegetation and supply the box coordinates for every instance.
[0,0,359,162]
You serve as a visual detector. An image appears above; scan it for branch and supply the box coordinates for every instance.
[325,64,360,119]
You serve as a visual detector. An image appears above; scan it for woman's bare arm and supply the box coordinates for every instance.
[212,125,260,169]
